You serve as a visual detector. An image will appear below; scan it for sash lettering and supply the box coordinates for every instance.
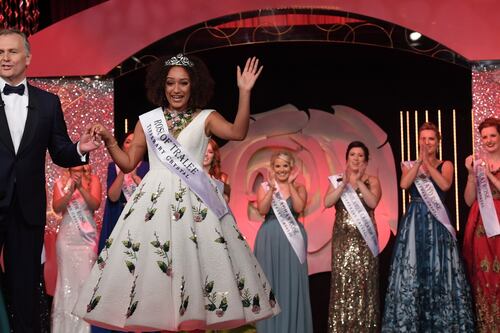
[474,160,500,237]
[57,180,97,245]
[264,182,306,264]
[139,108,228,219]
[116,165,137,201]
[328,174,379,256]
[403,161,456,239]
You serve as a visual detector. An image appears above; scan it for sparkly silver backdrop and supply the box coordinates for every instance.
[30,78,114,236]
[472,65,500,153]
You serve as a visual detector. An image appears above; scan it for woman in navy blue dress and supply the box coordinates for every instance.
[382,122,474,332]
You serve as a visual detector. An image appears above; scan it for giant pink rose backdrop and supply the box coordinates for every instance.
[221,104,398,275]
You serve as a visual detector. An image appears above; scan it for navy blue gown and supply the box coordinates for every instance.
[382,164,474,332]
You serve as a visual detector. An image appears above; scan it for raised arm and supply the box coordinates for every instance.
[358,175,382,209]
[463,155,476,206]
[77,175,102,211]
[256,182,275,216]
[400,161,421,190]
[324,182,345,208]
[94,121,147,173]
[485,160,500,192]
[52,178,74,213]
[107,164,124,203]
[426,160,454,191]
[206,57,263,140]
[288,171,307,213]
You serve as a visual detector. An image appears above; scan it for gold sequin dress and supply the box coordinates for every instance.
[328,186,379,333]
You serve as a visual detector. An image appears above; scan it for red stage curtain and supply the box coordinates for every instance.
[217,13,361,28]
[47,0,107,27]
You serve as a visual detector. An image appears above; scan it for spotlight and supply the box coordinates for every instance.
[409,31,421,41]
[131,56,143,64]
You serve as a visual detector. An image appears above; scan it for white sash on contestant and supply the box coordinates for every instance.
[57,180,97,245]
[474,159,500,237]
[402,161,456,239]
[328,174,379,256]
[213,178,225,197]
[115,164,137,201]
[263,182,307,264]
[139,108,229,219]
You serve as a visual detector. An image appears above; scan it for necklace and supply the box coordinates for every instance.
[163,108,196,137]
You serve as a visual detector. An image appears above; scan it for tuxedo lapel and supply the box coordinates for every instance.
[17,84,39,156]
[0,95,15,154]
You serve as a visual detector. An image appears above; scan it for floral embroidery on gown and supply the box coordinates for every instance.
[382,164,474,332]
[463,173,500,333]
[328,183,379,333]
[73,109,279,332]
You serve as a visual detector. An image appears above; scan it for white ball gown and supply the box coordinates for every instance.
[73,109,279,331]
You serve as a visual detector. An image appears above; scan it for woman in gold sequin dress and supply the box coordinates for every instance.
[324,141,381,332]
[463,117,500,332]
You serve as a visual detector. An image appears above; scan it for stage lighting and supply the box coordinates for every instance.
[409,31,422,41]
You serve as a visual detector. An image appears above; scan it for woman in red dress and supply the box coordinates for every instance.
[463,117,500,332]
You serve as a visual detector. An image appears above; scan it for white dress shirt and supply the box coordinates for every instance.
[0,77,28,153]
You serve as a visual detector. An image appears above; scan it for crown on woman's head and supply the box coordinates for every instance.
[165,53,194,67]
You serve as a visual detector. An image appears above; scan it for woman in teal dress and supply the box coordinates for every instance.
[254,151,313,333]
[382,122,474,332]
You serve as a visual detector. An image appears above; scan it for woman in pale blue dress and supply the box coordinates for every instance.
[382,122,474,332]
[254,151,313,333]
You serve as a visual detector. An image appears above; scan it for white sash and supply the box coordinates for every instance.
[403,161,456,239]
[474,159,500,237]
[328,174,379,256]
[57,180,97,245]
[263,182,306,264]
[213,178,225,196]
[115,164,137,201]
[139,108,228,219]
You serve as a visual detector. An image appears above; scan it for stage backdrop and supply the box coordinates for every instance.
[32,78,114,295]
[220,104,397,275]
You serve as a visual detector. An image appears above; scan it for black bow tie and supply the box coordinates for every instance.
[3,84,25,96]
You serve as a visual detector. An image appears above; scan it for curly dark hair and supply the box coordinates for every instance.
[145,54,215,109]
[478,117,500,134]
[345,141,370,162]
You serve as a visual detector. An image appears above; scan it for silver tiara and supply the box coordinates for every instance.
[165,53,194,67]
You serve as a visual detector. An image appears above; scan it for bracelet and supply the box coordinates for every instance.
[106,140,118,149]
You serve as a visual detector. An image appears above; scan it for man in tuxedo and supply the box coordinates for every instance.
[0,28,99,332]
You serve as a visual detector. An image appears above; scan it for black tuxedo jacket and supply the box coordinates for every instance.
[0,83,86,226]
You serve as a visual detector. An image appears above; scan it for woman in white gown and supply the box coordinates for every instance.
[74,54,279,331]
[52,165,101,333]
